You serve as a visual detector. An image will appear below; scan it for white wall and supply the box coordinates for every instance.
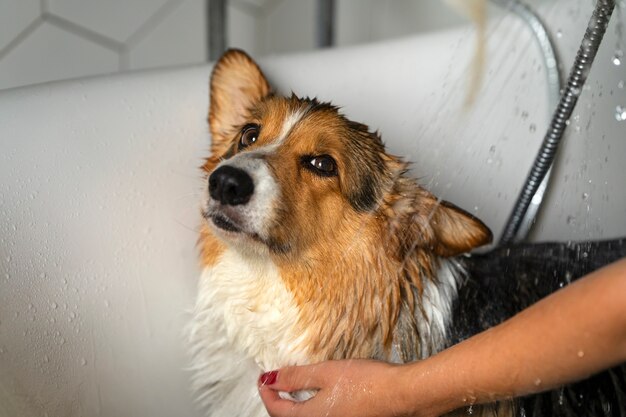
[0,0,472,90]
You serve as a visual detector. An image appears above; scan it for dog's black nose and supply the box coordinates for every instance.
[208,165,254,206]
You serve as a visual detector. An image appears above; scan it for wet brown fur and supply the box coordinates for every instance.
[199,49,504,416]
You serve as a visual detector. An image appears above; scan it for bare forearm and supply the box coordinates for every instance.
[401,258,626,416]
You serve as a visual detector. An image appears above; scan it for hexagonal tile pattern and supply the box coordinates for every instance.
[0,22,119,90]
[0,0,40,51]
[48,0,170,43]
[128,0,206,70]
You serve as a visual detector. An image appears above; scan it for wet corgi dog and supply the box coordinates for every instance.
[188,49,626,417]
[187,48,494,416]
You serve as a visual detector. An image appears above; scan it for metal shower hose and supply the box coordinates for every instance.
[498,0,616,244]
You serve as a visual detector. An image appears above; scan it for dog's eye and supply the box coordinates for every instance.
[302,155,338,177]
[239,124,259,149]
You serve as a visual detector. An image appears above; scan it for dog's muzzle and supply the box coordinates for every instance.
[209,165,255,206]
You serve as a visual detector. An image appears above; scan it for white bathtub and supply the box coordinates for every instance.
[1,1,624,415]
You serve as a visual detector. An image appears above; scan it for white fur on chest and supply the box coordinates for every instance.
[193,248,309,371]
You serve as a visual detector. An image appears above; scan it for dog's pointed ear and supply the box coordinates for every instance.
[428,199,492,257]
[209,49,270,156]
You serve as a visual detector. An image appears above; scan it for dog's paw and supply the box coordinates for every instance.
[278,389,318,402]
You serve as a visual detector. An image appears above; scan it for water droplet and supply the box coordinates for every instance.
[582,192,589,200]
[104,300,110,308]
[556,29,563,38]
[520,405,527,417]
[51,302,58,310]
[578,350,585,357]
[43,355,49,363]
[615,105,626,121]
[529,124,537,133]
[558,387,565,405]
[467,405,473,415]
[619,80,625,89]
[613,50,623,66]
[534,378,542,386]
[39,272,46,279]
[565,271,573,284]
[521,111,529,120]
[80,358,87,366]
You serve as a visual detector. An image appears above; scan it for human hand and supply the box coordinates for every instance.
[257,359,436,417]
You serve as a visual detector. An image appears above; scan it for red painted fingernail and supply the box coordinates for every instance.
[259,371,278,386]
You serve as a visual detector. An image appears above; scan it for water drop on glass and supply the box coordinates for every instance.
[615,105,626,121]
[556,29,562,38]
[619,80,625,89]
[529,124,537,133]
[578,350,585,357]
[534,378,542,386]
[582,192,589,200]
[80,358,87,366]
[613,50,623,66]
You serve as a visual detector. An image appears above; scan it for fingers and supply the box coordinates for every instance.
[258,384,303,417]
[259,363,326,392]
[258,364,328,417]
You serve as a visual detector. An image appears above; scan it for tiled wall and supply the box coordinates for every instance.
[0,0,208,90]
[0,0,467,90]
